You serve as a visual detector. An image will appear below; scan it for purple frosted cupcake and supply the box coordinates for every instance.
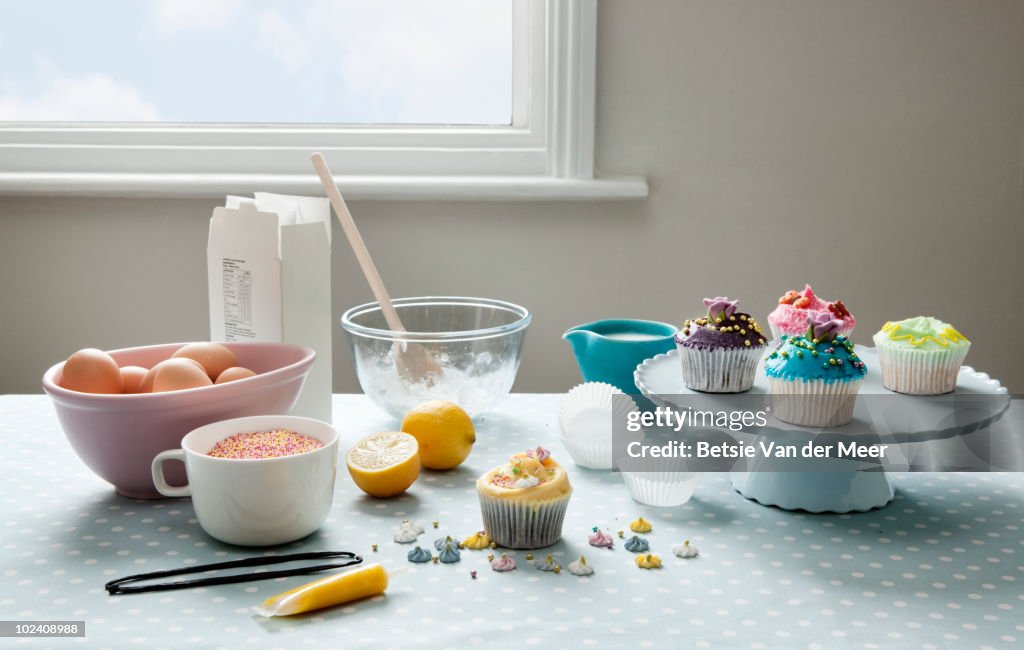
[675,297,768,393]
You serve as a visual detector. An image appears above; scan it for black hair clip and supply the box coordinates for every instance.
[105,550,363,595]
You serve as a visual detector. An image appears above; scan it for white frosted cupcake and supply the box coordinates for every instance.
[476,447,572,549]
[873,317,970,395]
[676,297,768,393]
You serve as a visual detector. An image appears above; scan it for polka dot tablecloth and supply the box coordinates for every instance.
[2,394,1023,650]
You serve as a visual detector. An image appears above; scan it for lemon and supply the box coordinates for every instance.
[401,400,476,470]
[346,432,421,498]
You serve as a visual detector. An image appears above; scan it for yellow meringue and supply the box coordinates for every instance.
[462,531,492,550]
[629,516,652,533]
[635,553,662,569]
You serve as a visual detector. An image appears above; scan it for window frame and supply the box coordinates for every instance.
[0,0,647,200]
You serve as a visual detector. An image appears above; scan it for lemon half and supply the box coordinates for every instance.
[346,431,421,498]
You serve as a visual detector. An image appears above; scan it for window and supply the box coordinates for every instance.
[0,0,514,125]
[0,0,646,200]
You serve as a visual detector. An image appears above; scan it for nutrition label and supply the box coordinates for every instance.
[221,259,256,340]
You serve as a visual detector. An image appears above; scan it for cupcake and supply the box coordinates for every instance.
[872,317,969,395]
[675,297,768,392]
[765,313,868,427]
[767,284,856,342]
[476,447,572,549]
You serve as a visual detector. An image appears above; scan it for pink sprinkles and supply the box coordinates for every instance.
[207,429,322,460]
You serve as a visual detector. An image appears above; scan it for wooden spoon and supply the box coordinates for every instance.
[310,152,443,386]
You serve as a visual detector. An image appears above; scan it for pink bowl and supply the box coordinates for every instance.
[42,342,315,499]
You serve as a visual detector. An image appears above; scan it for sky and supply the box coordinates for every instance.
[0,0,513,125]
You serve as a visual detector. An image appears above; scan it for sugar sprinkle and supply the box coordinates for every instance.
[207,429,322,459]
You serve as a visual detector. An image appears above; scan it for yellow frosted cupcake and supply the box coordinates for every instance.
[476,446,572,549]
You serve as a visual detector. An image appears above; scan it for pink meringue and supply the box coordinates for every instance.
[490,554,517,572]
[588,528,614,548]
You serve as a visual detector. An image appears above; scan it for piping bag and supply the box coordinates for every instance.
[255,563,404,617]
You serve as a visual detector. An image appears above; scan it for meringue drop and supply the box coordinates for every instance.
[568,555,594,576]
[673,540,699,559]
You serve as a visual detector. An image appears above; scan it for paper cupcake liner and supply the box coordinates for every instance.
[621,471,701,507]
[875,345,969,395]
[677,345,764,393]
[768,320,855,345]
[768,377,861,427]
[478,493,571,549]
[559,382,620,423]
[560,437,613,470]
[558,382,639,470]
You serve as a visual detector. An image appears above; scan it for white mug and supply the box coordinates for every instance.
[152,415,338,546]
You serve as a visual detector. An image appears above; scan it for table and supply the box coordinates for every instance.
[2,394,1023,649]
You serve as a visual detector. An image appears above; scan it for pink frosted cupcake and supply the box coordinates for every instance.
[767,284,855,342]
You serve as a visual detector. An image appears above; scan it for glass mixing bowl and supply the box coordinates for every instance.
[340,297,531,419]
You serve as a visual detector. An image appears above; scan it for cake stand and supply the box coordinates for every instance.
[634,347,1010,513]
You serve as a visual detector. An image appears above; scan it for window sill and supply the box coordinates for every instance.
[0,172,648,201]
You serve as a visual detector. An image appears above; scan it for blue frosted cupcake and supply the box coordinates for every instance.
[675,297,768,392]
[765,313,867,427]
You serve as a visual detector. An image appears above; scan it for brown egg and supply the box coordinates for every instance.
[139,360,167,393]
[149,358,213,393]
[60,348,124,394]
[172,343,238,381]
[119,366,148,394]
[215,366,257,384]
[140,358,206,393]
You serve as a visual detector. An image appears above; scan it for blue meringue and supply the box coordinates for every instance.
[407,546,432,563]
[624,535,650,553]
[438,542,462,564]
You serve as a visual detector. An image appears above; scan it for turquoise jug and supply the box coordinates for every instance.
[563,319,678,394]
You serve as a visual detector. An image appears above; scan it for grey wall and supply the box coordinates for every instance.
[3,0,1023,394]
